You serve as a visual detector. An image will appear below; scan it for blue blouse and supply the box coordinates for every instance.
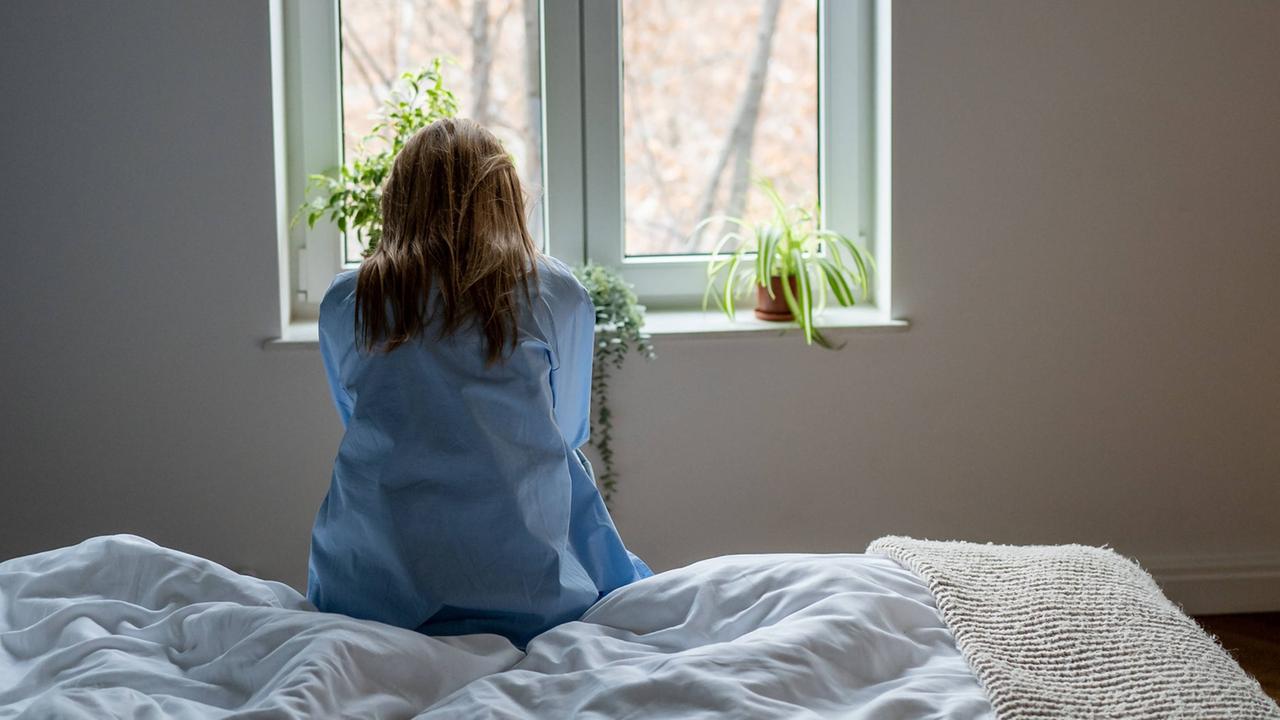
[307,257,651,646]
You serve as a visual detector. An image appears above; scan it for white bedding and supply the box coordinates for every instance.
[0,536,992,719]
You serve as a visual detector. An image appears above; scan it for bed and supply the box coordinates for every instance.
[1,535,1275,718]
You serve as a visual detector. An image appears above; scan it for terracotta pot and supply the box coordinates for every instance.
[754,276,798,321]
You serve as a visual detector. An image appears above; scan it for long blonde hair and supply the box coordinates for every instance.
[356,118,538,363]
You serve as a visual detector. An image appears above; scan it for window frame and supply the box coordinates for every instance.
[274,0,889,320]
[274,0,343,321]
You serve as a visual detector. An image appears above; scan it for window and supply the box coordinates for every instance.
[339,0,545,262]
[274,0,887,319]
[620,1,818,257]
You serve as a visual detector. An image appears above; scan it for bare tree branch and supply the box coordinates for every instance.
[684,0,782,252]
[395,0,417,70]
[624,63,680,248]
[344,22,394,88]
[470,0,493,125]
[343,26,392,110]
[523,0,544,246]
[623,0,685,252]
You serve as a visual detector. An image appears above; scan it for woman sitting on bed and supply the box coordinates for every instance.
[306,118,652,646]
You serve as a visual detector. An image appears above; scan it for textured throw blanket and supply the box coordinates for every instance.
[868,537,1280,720]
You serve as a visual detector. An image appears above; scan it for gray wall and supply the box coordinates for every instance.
[2,1,1277,603]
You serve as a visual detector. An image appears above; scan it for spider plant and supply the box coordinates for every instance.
[701,177,875,349]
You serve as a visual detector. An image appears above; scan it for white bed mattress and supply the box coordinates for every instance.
[0,535,993,718]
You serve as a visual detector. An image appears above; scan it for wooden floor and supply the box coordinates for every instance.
[1195,613,1280,702]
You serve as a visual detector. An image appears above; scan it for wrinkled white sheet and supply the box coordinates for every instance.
[0,536,993,719]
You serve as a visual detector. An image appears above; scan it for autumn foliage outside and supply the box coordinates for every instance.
[340,0,817,259]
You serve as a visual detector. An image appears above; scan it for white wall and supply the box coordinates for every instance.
[2,0,1278,610]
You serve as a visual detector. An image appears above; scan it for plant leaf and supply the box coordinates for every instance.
[758,226,781,294]
[819,258,855,305]
[813,262,827,314]
[828,234,871,296]
[792,249,813,344]
[722,251,743,319]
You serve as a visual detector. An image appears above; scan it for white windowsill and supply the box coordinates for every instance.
[264,307,907,350]
[639,306,907,339]
[265,320,321,350]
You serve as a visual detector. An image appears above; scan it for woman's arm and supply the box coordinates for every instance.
[319,326,355,426]
[318,276,357,426]
[550,279,595,450]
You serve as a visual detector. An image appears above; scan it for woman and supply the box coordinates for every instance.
[307,118,651,647]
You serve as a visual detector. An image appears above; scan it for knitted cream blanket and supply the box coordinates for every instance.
[868,536,1280,719]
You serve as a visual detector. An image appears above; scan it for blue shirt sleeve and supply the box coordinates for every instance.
[318,273,357,427]
[550,278,596,450]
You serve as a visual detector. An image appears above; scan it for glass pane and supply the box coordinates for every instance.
[621,0,819,256]
[339,0,544,262]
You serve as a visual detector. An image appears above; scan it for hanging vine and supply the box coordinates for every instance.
[573,263,656,507]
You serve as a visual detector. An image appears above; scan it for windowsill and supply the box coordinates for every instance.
[264,321,320,350]
[264,307,907,350]
[640,306,907,339]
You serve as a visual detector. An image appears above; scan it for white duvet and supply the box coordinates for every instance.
[0,536,992,719]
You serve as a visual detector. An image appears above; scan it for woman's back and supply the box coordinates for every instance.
[308,256,650,645]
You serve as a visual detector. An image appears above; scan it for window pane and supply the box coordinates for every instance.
[339,0,544,262]
[621,0,818,257]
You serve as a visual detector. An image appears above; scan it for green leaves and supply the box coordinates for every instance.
[572,263,656,509]
[294,58,459,257]
[818,258,854,306]
[701,174,876,350]
[757,224,782,296]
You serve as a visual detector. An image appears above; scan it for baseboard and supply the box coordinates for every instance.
[1144,552,1280,615]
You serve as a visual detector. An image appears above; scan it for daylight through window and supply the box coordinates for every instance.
[339,0,544,262]
[621,0,818,256]
[282,0,880,308]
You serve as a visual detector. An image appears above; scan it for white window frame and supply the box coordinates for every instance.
[273,0,342,322]
[273,0,889,321]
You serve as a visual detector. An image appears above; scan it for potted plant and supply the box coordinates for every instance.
[700,177,874,349]
[298,59,458,255]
